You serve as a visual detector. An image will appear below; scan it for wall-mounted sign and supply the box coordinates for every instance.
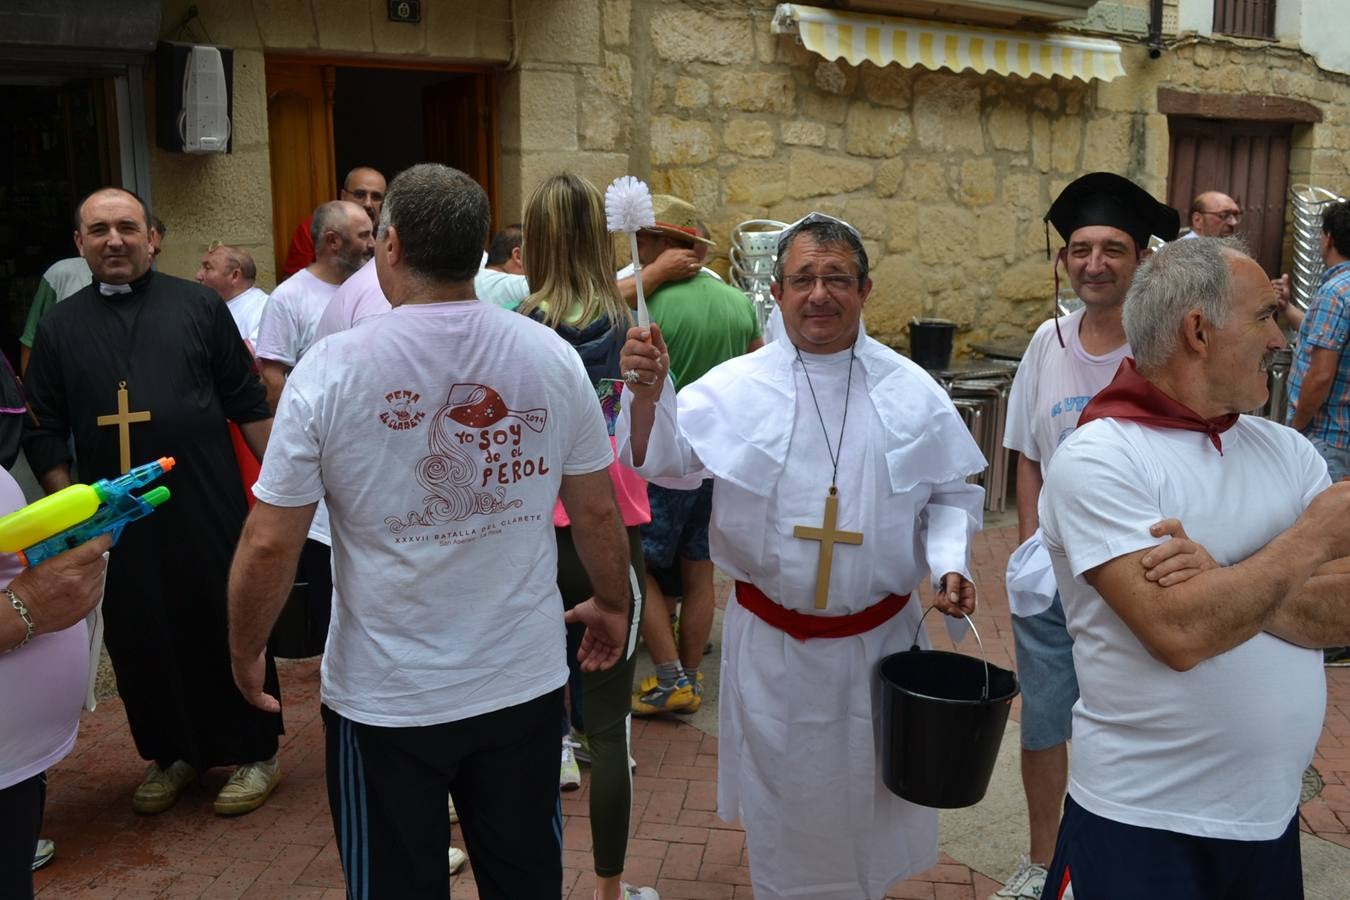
[388,0,421,24]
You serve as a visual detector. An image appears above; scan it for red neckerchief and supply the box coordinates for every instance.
[1079,358,1240,454]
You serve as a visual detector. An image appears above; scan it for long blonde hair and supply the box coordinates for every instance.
[517,173,631,332]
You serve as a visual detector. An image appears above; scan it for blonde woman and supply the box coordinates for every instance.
[517,173,656,900]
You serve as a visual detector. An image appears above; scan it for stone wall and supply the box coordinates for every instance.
[148,0,510,287]
[144,0,1350,355]
[597,0,1350,354]
[497,0,639,226]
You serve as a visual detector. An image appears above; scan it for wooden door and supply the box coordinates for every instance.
[423,73,498,228]
[265,60,336,281]
[1167,117,1292,275]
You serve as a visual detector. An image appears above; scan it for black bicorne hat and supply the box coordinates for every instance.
[1044,172,1181,252]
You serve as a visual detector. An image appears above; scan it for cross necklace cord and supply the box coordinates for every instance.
[793,345,864,610]
[95,288,152,474]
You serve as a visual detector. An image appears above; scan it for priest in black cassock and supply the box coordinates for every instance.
[22,188,283,817]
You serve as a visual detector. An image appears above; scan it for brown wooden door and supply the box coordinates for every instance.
[265,60,336,281]
[1166,117,1292,275]
[423,73,499,229]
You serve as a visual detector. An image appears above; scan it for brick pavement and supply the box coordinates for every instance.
[33,524,1350,898]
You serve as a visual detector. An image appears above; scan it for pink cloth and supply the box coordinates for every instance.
[312,258,391,345]
[0,472,89,790]
[553,437,651,528]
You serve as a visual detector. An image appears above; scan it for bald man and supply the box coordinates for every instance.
[280,166,385,280]
[22,187,278,817]
[196,243,268,344]
[1186,191,1242,239]
[1185,190,1299,327]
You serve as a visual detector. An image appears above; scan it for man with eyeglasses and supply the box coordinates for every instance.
[617,212,984,899]
[280,166,386,281]
[1184,190,1302,329]
[1186,190,1243,239]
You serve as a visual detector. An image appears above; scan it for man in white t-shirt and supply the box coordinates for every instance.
[994,173,1179,900]
[255,200,372,661]
[227,163,633,899]
[196,243,268,345]
[256,200,373,411]
[1038,236,1350,898]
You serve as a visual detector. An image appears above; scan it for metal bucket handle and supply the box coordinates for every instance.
[909,604,991,701]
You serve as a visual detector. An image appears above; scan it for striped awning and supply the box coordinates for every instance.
[770,4,1126,83]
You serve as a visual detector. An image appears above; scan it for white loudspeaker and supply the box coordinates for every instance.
[178,45,230,153]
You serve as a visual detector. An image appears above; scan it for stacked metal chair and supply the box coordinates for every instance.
[729,219,789,331]
[1290,184,1345,311]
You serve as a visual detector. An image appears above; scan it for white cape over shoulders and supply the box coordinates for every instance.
[617,331,989,898]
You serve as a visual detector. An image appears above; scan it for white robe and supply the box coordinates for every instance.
[617,331,986,899]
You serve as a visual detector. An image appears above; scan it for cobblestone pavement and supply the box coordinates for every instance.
[33,524,1350,898]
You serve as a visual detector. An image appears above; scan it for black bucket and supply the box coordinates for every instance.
[909,318,957,370]
[878,611,1019,808]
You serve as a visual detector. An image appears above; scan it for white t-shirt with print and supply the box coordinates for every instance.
[1040,415,1328,841]
[1003,307,1131,477]
[255,300,614,727]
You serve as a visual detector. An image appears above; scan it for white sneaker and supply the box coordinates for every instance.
[990,855,1048,899]
[213,757,281,816]
[447,794,459,823]
[560,737,582,791]
[595,885,660,900]
[32,838,55,871]
[448,845,468,874]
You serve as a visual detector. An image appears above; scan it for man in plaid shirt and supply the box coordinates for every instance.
[1288,200,1350,666]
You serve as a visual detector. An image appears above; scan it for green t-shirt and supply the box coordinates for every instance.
[21,257,93,347]
[647,272,761,389]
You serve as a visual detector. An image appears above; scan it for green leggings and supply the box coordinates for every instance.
[556,526,644,878]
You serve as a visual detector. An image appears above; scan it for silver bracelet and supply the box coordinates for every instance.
[3,587,34,651]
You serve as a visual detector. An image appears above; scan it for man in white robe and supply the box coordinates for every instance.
[617,213,987,899]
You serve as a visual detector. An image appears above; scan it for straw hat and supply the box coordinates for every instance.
[641,194,716,247]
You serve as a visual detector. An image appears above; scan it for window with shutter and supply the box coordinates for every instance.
[1213,0,1277,39]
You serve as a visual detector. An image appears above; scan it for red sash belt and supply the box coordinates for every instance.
[734,580,910,641]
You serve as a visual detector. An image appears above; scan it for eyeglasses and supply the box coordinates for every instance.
[1200,209,1243,223]
[203,240,241,272]
[781,273,862,294]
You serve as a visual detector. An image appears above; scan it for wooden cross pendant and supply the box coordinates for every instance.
[792,486,864,609]
[96,381,151,474]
